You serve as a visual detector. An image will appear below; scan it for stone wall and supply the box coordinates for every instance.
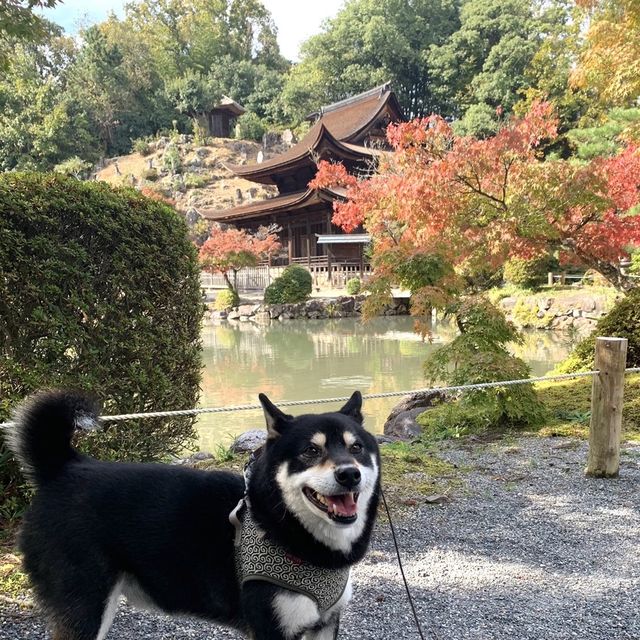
[207,296,409,323]
[498,290,620,334]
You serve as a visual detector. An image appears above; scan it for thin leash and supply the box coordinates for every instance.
[380,487,439,640]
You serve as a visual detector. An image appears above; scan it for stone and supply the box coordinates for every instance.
[253,311,271,323]
[499,296,517,311]
[384,391,446,439]
[424,494,450,505]
[235,188,243,202]
[191,451,213,461]
[227,309,241,321]
[195,147,210,158]
[257,150,264,164]
[537,297,553,311]
[338,297,355,313]
[268,304,283,319]
[230,429,267,453]
[282,129,295,146]
[262,131,281,150]
[185,207,201,226]
[580,297,597,312]
[238,304,260,317]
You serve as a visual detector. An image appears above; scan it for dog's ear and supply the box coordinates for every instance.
[258,393,293,438]
[339,391,363,424]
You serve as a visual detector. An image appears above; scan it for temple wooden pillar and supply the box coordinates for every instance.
[306,217,312,268]
[287,221,292,264]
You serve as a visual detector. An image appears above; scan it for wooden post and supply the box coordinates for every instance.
[585,337,628,478]
[560,271,567,285]
[547,272,554,287]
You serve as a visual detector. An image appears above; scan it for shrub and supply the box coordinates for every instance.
[503,255,558,289]
[184,173,208,189]
[214,288,238,310]
[133,138,152,156]
[236,112,267,142]
[142,168,159,182]
[53,156,92,179]
[346,278,361,295]
[163,143,182,174]
[556,288,640,373]
[264,265,313,304]
[0,173,203,521]
[419,297,545,436]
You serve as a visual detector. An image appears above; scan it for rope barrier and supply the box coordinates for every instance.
[1,368,639,430]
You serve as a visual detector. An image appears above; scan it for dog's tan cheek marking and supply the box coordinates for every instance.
[343,431,356,447]
[311,432,327,448]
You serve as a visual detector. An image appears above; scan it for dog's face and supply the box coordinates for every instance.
[258,392,380,553]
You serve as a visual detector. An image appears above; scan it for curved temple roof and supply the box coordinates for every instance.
[226,84,403,186]
[200,186,347,223]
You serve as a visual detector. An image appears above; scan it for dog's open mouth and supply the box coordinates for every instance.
[302,487,359,523]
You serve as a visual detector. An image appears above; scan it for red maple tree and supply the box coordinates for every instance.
[312,101,640,292]
[199,226,280,298]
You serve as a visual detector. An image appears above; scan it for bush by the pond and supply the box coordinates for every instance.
[556,287,640,373]
[214,288,239,311]
[503,255,558,289]
[0,173,203,522]
[346,278,362,295]
[264,265,313,304]
[419,297,545,437]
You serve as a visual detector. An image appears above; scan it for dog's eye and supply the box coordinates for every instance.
[349,443,363,454]
[303,445,321,458]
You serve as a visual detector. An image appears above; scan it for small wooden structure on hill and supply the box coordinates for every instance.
[200,83,405,275]
[204,96,246,138]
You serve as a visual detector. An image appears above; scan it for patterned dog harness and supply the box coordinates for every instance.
[229,451,350,613]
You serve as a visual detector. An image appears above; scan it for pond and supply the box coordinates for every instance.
[197,316,576,451]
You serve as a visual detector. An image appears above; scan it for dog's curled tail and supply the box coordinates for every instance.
[8,390,100,486]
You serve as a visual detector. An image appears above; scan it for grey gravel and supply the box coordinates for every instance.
[3,436,640,640]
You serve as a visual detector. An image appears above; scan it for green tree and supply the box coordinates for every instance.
[0,0,60,69]
[517,1,593,132]
[428,0,573,125]
[281,0,461,121]
[0,35,93,170]
[566,108,640,160]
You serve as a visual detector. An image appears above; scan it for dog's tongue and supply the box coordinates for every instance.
[327,493,358,517]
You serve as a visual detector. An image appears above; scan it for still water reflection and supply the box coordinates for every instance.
[198,316,575,450]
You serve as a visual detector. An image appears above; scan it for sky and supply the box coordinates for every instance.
[42,0,345,61]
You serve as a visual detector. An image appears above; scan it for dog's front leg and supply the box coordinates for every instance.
[243,582,320,640]
[304,616,340,640]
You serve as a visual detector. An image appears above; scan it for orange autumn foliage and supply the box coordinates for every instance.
[312,101,640,291]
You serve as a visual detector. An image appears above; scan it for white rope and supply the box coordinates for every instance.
[1,368,639,430]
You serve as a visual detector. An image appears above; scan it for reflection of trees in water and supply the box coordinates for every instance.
[197,318,575,446]
[510,330,576,376]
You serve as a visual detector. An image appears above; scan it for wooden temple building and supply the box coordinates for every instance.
[201,83,405,274]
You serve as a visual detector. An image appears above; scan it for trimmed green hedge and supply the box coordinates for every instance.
[264,265,313,304]
[0,173,203,520]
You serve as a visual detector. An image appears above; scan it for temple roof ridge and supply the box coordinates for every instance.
[307,82,392,121]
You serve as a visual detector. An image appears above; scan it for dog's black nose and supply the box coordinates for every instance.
[334,465,361,488]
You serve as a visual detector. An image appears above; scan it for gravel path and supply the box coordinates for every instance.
[3,436,640,640]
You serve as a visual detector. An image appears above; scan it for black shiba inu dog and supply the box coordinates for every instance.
[8,389,381,640]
